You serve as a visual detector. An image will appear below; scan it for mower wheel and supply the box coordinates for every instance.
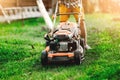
[80,38,85,49]
[80,38,85,57]
[41,51,48,65]
[74,51,82,65]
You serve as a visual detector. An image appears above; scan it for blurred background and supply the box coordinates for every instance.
[0,0,120,23]
[83,0,120,13]
[0,0,120,13]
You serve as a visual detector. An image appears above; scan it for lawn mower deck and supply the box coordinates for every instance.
[41,22,85,65]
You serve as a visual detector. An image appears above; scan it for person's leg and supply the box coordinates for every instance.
[73,7,87,43]
[73,7,91,49]
[80,20,87,45]
[59,4,70,22]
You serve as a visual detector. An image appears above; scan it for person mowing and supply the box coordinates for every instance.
[57,0,91,49]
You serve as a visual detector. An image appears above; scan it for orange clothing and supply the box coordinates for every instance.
[59,1,85,22]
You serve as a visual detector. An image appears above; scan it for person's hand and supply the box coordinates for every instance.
[52,14,57,20]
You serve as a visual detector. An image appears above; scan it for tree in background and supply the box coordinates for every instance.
[82,0,94,13]
[82,0,100,13]
[82,0,120,13]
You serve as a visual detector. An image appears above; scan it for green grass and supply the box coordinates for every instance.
[0,14,120,80]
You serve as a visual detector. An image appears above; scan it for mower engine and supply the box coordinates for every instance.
[50,30,77,52]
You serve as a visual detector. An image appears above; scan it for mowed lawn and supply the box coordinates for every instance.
[0,13,120,80]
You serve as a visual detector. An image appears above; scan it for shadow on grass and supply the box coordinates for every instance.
[33,59,76,71]
[108,70,120,80]
[32,47,101,71]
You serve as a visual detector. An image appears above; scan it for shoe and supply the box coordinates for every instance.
[81,56,85,61]
[85,44,92,50]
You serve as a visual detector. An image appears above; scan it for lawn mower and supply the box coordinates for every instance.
[41,0,85,65]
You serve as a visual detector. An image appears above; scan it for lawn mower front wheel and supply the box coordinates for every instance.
[74,51,82,65]
[41,51,48,65]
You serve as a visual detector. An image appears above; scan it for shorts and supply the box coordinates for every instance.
[59,4,85,22]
